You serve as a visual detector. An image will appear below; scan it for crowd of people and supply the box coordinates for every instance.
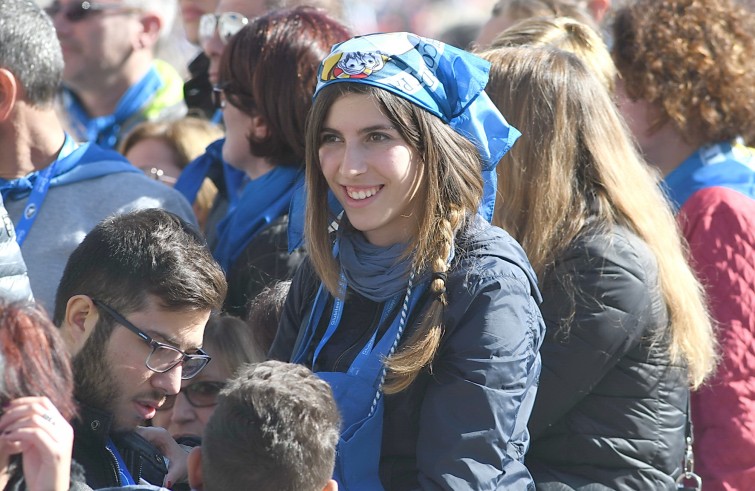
[0,0,752,490]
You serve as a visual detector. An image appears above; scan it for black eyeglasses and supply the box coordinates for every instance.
[45,1,138,23]
[157,381,226,411]
[91,299,211,380]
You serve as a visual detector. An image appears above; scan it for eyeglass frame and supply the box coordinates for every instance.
[211,83,228,110]
[91,298,211,380]
[45,1,140,23]
[157,380,227,411]
[198,11,249,46]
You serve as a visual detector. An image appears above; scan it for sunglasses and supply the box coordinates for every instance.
[198,12,249,46]
[45,1,138,23]
[157,381,226,411]
[92,299,211,380]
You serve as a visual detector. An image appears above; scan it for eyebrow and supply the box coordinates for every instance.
[321,124,397,135]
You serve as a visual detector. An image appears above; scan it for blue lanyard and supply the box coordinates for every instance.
[105,439,136,486]
[311,272,401,375]
[15,135,77,246]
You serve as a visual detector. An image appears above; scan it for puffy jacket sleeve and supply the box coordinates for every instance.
[528,228,660,439]
[0,195,33,303]
[415,251,544,490]
[681,187,755,490]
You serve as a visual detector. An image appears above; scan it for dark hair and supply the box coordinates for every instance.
[0,0,63,106]
[202,361,340,491]
[0,302,76,421]
[611,0,755,145]
[218,6,351,166]
[245,280,290,354]
[53,209,227,325]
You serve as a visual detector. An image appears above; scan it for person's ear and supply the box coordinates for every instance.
[322,479,338,491]
[249,114,271,141]
[59,295,100,355]
[0,68,19,123]
[136,12,162,49]
[187,446,204,490]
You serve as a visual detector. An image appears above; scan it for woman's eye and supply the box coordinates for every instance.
[367,133,389,142]
[320,133,340,144]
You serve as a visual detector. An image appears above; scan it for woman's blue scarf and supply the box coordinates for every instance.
[213,165,303,271]
[174,139,247,207]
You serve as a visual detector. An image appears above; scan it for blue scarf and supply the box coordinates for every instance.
[0,134,140,202]
[338,225,413,302]
[174,139,247,206]
[663,141,755,210]
[63,66,163,149]
[213,166,303,271]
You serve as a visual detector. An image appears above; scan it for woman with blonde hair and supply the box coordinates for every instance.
[270,32,543,489]
[479,45,716,489]
[484,15,616,92]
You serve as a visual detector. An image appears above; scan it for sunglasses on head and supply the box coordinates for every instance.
[45,1,138,23]
[199,12,249,46]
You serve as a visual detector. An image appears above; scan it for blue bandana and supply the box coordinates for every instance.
[315,32,520,179]
[288,33,520,251]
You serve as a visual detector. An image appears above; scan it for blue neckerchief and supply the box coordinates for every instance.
[173,139,247,206]
[64,65,163,149]
[105,439,136,486]
[0,133,140,244]
[663,141,755,210]
[212,166,303,271]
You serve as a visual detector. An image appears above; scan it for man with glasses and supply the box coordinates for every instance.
[53,208,227,489]
[47,0,186,150]
[0,0,196,312]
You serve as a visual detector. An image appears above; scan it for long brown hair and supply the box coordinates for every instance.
[480,46,716,387]
[305,83,484,392]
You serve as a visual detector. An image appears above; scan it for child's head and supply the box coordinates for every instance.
[189,361,340,491]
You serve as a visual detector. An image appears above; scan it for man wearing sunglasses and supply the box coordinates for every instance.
[47,0,186,150]
[53,209,227,489]
[0,0,196,313]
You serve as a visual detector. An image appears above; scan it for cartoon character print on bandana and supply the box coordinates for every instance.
[331,51,387,79]
[319,33,444,97]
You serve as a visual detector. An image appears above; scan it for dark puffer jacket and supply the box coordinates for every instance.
[526,223,688,490]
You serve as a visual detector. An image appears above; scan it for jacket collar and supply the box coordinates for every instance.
[74,403,115,446]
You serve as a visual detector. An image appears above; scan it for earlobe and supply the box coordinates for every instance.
[60,295,100,355]
[0,68,19,123]
[187,446,204,490]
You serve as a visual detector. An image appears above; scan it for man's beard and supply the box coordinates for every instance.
[72,330,119,421]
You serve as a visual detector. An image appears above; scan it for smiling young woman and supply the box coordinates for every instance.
[270,32,544,490]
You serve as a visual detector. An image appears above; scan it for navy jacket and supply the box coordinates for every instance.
[270,215,545,490]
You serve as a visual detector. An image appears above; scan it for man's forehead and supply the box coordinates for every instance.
[216,0,267,17]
